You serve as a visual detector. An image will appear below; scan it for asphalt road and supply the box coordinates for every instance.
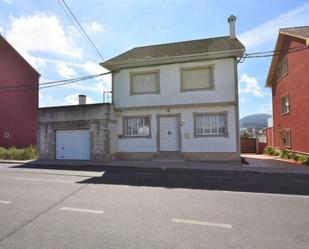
[0,162,309,249]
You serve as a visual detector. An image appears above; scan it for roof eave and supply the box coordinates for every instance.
[101,48,245,71]
[265,33,284,88]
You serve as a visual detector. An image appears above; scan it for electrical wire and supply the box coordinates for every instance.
[59,0,105,61]
[0,44,307,93]
[0,71,111,93]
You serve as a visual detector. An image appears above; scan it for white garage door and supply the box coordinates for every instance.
[56,130,90,160]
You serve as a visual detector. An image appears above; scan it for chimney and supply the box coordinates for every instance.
[78,94,86,105]
[228,15,236,39]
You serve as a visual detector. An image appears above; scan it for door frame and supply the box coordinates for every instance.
[156,113,182,152]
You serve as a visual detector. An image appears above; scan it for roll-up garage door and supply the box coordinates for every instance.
[56,130,90,160]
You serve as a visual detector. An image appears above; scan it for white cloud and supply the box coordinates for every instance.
[64,94,95,105]
[83,22,105,34]
[3,0,12,4]
[39,92,55,107]
[6,13,82,61]
[239,73,266,97]
[239,3,309,49]
[56,62,77,79]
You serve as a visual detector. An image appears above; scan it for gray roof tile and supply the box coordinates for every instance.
[102,36,245,69]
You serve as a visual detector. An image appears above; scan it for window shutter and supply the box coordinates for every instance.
[131,72,158,94]
[182,67,213,90]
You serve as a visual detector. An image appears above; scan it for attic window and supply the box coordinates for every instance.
[276,54,288,81]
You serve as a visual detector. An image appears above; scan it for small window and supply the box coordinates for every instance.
[181,65,214,91]
[276,54,288,81]
[123,116,151,137]
[281,94,290,114]
[130,71,159,95]
[194,113,227,137]
[285,129,291,148]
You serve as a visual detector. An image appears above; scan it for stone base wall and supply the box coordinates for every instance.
[116,152,240,162]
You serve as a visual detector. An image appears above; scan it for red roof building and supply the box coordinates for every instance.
[266,26,309,154]
[0,34,40,148]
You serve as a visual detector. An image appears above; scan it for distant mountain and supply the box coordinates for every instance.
[240,114,271,130]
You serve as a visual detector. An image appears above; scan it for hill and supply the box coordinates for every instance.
[240,114,271,130]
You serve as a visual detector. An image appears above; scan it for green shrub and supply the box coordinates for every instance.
[0,146,37,160]
[301,156,309,166]
[291,153,300,161]
[264,147,274,155]
[273,149,280,156]
[280,150,289,159]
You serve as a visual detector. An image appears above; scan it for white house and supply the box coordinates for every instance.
[101,15,245,162]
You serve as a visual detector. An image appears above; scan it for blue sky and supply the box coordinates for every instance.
[1,0,309,118]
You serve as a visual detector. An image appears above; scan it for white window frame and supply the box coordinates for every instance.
[284,128,291,148]
[180,65,215,92]
[276,54,288,81]
[193,112,228,137]
[281,93,290,115]
[129,70,160,95]
[122,115,151,138]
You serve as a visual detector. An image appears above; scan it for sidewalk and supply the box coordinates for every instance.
[1,155,309,175]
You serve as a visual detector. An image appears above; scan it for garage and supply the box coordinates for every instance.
[56,129,90,160]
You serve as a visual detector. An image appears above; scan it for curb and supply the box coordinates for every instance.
[1,160,309,176]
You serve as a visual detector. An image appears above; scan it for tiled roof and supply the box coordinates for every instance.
[280,26,309,39]
[102,36,245,69]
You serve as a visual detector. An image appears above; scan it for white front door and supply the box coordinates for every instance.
[159,116,180,151]
[56,130,90,160]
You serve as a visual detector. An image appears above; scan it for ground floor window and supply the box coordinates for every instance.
[194,112,228,137]
[123,116,151,137]
[285,129,291,148]
[278,128,291,148]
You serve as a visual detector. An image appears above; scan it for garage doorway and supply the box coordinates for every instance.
[56,130,90,160]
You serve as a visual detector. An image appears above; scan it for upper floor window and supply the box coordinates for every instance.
[276,54,288,81]
[130,71,160,95]
[194,112,228,137]
[281,94,290,114]
[181,65,214,92]
[123,116,151,138]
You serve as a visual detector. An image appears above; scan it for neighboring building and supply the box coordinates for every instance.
[265,26,309,154]
[101,15,245,161]
[0,34,40,148]
[38,95,117,161]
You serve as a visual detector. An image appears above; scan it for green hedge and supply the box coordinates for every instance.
[0,145,37,160]
[263,147,309,166]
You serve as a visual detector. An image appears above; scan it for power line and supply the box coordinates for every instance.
[0,72,111,93]
[0,44,307,93]
[59,0,105,61]
[239,45,309,63]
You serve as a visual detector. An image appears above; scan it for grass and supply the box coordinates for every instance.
[0,145,37,160]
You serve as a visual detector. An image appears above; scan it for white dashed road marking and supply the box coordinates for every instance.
[172,218,232,229]
[11,177,74,183]
[60,207,104,214]
[0,200,11,204]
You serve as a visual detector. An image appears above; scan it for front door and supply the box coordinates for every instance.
[159,116,180,151]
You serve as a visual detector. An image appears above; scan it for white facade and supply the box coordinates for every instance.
[111,58,240,161]
[113,59,235,108]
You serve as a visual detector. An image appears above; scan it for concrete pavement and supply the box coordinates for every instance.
[0,163,309,249]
